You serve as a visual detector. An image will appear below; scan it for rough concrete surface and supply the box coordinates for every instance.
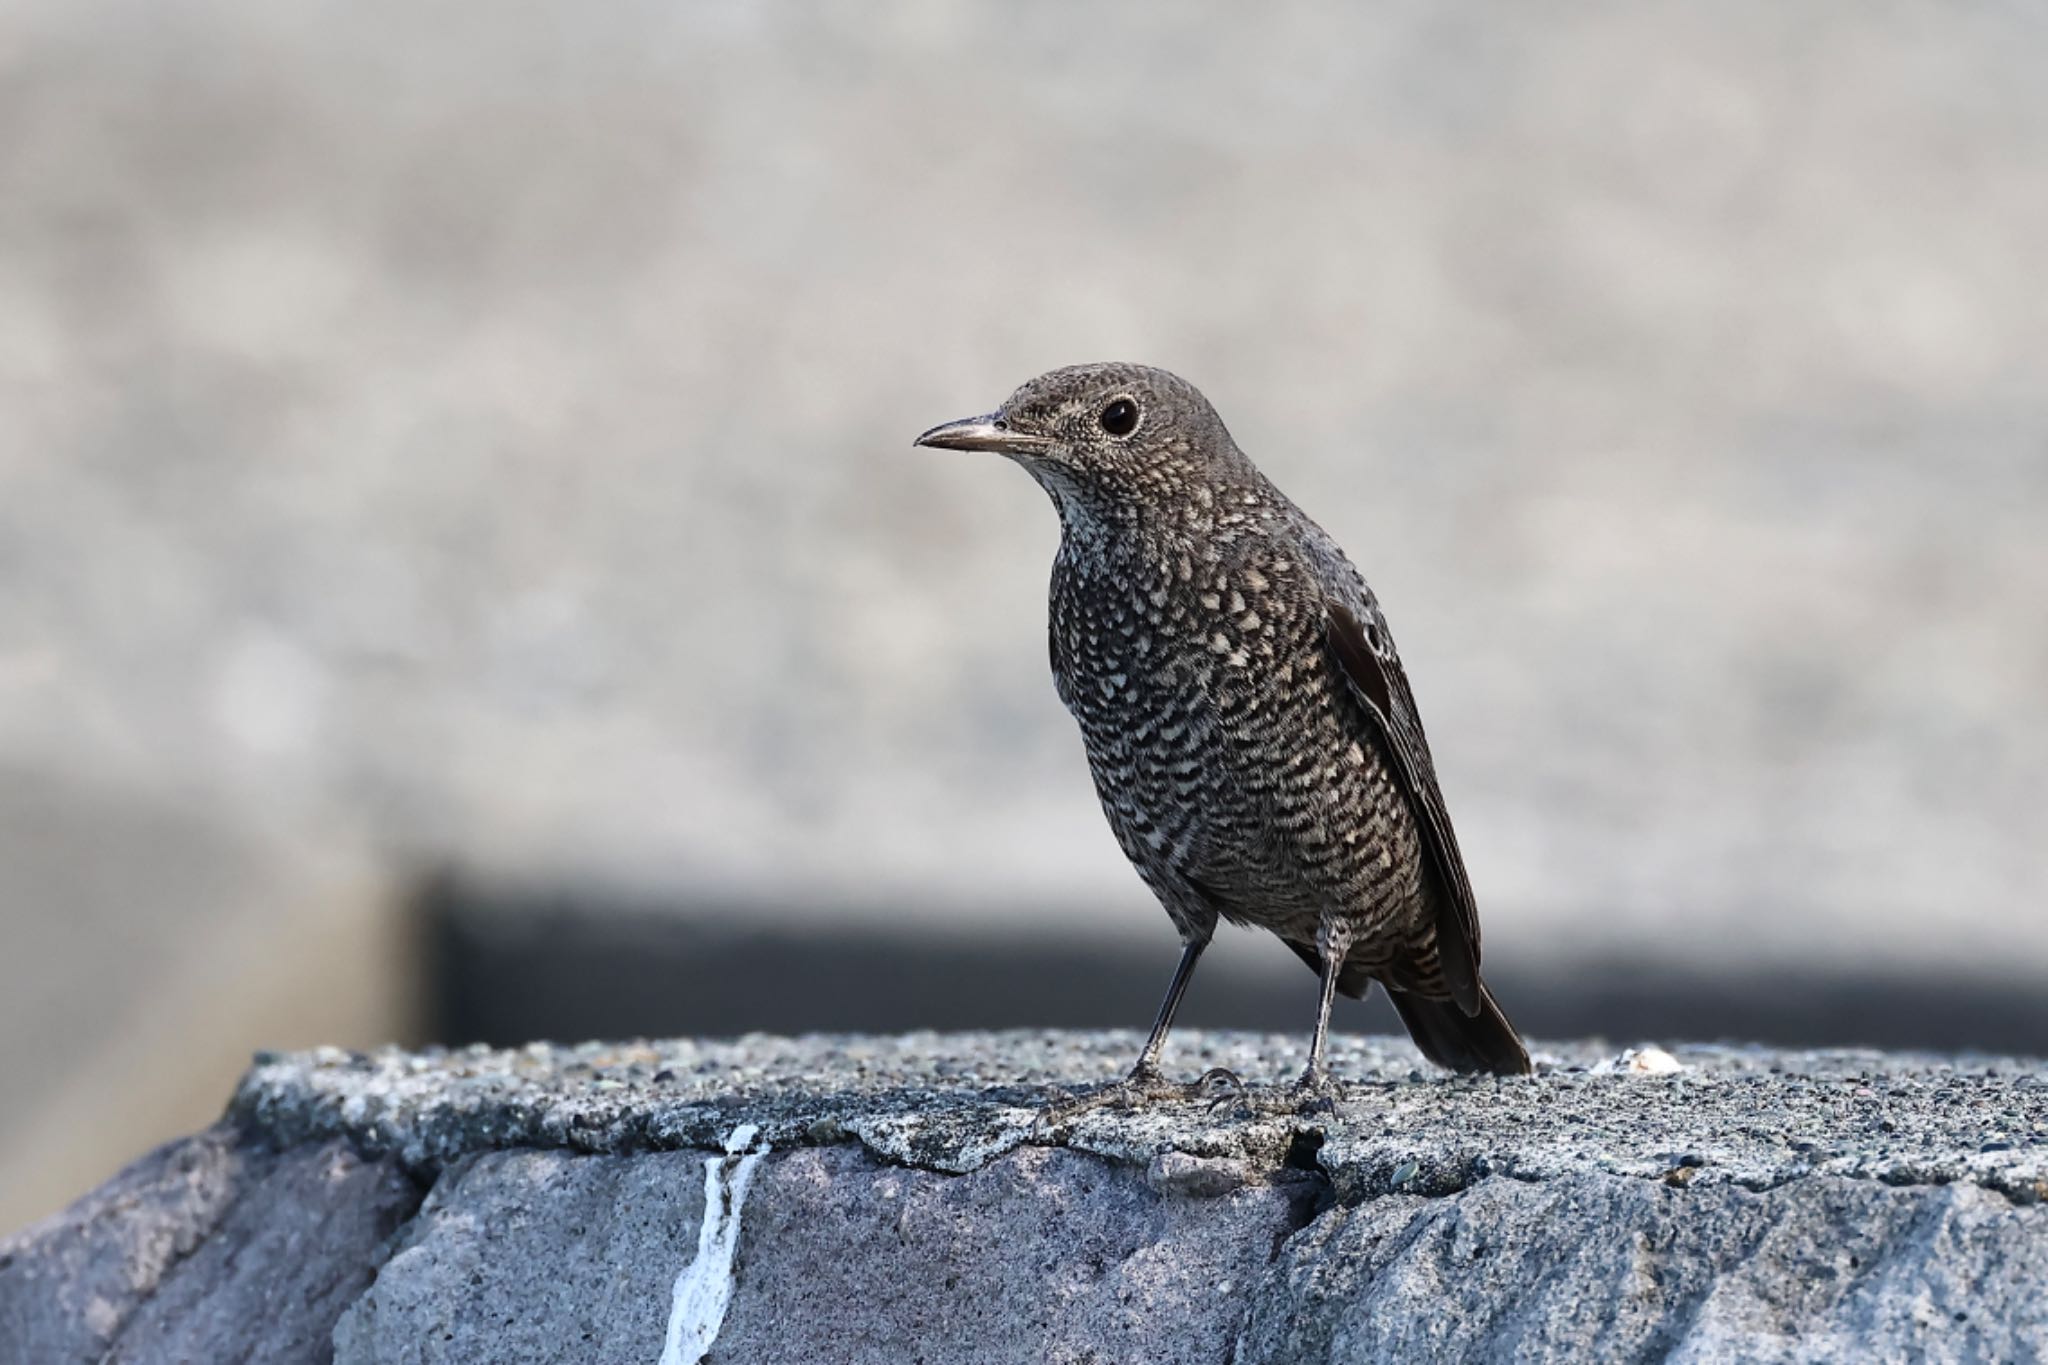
[4,1031,2045,1363]
[0,1128,418,1364]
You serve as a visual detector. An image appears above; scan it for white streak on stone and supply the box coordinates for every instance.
[659,1122,768,1365]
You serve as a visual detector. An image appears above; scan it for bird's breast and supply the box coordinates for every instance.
[1051,539,1313,703]
[1049,541,1333,824]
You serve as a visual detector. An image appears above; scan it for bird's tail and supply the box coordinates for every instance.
[1388,980,1531,1076]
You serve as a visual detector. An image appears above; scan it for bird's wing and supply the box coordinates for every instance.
[1319,568,1484,1017]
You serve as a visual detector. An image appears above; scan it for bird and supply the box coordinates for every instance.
[916,363,1531,1096]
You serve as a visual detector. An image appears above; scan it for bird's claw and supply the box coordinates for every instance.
[1037,1066,1176,1123]
[1292,1069,1340,1115]
[1193,1066,1248,1112]
[1039,1064,1252,1125]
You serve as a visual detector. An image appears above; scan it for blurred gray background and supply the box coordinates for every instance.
[4,0,2046,1230]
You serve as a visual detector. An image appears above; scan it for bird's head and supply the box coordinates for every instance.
[915,363,1249,521]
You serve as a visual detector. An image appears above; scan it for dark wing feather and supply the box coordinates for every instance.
[1325,600,1483,1016]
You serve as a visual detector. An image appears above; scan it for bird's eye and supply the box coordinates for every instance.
[1099,398,1140,437]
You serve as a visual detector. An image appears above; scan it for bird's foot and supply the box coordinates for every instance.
[1291,1066,1340,1116]
[1191,1066,1248,1111]
[1037,1065,1174,1123]
[1039,1064,1247,1125]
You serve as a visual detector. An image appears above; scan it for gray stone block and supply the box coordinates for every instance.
[8,1033,2047,1362]
[331,1144,1311,1365]
[0,1125,416,1364]
[330,1148,711,1364]
[110,1142,420,1365]
[710,1146,1312,1365]
[0,1126,255,1363]
[1237,1174,2047,1365]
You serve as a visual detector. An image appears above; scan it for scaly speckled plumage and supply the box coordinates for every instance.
[917,363,1529,1091]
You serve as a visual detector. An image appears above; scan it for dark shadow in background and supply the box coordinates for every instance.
[419,875,2048,1058]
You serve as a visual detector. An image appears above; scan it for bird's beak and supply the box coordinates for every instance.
[913,412,1049,455]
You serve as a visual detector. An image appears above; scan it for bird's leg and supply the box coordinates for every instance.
[1294,938,1347,1111]
[1040,938,1215,1121]
[1126,936,1207,1084]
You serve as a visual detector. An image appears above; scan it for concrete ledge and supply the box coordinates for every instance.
[4,1032,2044,1362]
